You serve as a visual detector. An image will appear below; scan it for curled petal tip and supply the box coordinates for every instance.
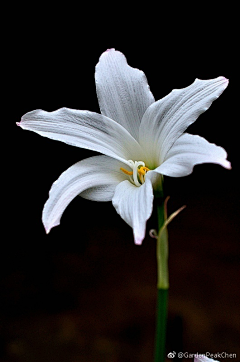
[226,160,232,170]
[218,76,229,89]
[134,239,142,245]
[222,76,229,82]
[43,218,55,234]
[43,221,59,234]
[102,48,115,57]
[222,76,229,85]
[44,225,51,234]
[134,234,143,245]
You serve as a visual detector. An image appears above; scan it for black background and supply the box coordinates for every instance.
[5,5,239,362]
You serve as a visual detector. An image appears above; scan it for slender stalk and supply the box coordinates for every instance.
[156,201,169,290]
[154,288,168,362]
[154,198,169,362]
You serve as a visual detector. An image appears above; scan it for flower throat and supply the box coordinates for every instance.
[120,160,150,187]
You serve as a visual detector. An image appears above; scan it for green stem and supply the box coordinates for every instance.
[154,199,169,362]
[155,288,168,362]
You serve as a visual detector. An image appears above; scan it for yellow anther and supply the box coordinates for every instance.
[138,166,150,176]
[120,167,133,176]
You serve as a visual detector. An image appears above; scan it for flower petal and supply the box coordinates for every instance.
[154,133,231,177]
[112,173,154,245]
[95,49,155,141]
[42,155,127,233]
[139,77,229,167]
[194,356,219,362]
[18,108,143,164]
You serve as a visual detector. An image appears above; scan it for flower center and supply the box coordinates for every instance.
[120,160,150,187]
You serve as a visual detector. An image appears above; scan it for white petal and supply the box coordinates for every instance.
[18,108,144,164]
[42,155,127,233]
[139,77,229,167]
[95,49,155,141]
[154,133,231,177]
[194,356,219,362]
[112,173,154,245]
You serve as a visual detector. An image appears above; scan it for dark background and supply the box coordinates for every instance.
[6,5,239,362]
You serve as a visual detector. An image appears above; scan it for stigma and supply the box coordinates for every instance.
[120,160,150,187]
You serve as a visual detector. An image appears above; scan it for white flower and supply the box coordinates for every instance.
[18,49,231,244]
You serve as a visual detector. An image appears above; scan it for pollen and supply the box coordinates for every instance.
[138,166,150,175]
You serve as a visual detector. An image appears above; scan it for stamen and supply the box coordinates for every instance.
[138,166,150,175]
[120,167,133,176]
[120,161,150,187]
[132,162,142,187]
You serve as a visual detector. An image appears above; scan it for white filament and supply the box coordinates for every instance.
[127,160,145,187]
